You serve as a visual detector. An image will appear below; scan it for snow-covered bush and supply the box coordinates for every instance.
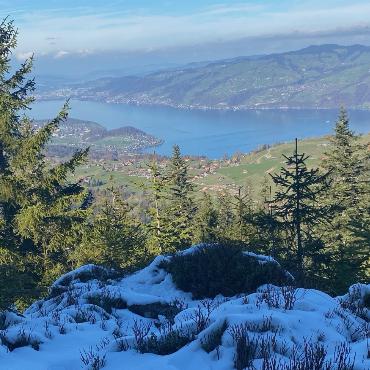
[0,246,368,369]
[161,243,293,299]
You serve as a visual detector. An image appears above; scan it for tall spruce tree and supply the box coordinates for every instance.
[270,139,331,284]
[146,154,165,254]
[321,109,370,292]
[161,145,196,252]
[0,19,91,308]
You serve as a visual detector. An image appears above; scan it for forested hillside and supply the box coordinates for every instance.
[39,44,370,110]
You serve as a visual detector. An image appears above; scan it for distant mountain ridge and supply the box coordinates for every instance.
[39,44,370,110]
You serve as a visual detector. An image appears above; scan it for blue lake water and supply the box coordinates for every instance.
[30,100,370,158]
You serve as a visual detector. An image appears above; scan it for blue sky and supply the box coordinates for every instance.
[2,0,370,58]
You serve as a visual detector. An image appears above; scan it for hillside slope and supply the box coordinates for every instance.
[41,45,370,110]
[1,245,369,370]
[34,118,162,158]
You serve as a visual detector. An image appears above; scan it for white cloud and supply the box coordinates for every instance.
[54,50,69,59]
[13,1,370,55]
[16,51,33,60]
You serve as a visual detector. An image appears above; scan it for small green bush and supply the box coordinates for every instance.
[161,244,292,299]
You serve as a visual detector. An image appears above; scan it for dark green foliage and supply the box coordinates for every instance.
[231,186,257,243]
[160,145,196,253]
[270,139,331,284]
[128,302,182,322]
[193,192,218,244]
[201,321,228,353]
[0,19,92,308]
[161,244,292,299]
[145,147,196,254]
[146,155,166,255]
[71,187,147,271]
[216,192,235,239]
[319,109,370,293]
[0,261,37,310]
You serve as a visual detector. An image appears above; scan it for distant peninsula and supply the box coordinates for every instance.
[34,118,163,159]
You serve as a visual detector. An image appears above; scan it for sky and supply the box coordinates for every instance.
[2,0,370,78]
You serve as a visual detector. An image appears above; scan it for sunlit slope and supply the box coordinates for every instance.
[76,45,370,109]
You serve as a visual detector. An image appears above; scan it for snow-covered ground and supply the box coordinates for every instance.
[0,248,369,370]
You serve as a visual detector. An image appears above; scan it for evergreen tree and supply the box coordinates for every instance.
[231,186,256,242]
[161,145,196,252]
[0,19,91,308]
[193,192,218,243]
[320,109,370,292]
[270,139,331,284]
[146,154,165,254]
[253,183,285,259]
[216,191,235,240]
[72,187,146,271]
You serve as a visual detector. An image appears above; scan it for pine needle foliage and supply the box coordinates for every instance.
[270,139,331,284]
[0,19,91,308]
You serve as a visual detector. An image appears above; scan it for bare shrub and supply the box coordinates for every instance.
[256,285,281,309]
[339,284,369,321]
[0,327,41,352]
[80,346,106,370]
[58,321,67,335]
[132,319,194,355]
[280,286,299,310]
[246,315,279,333]
[188,299,216,335]
[43,321,53,339]
[74,307,96,324]
[333,342,355,370]
[132,319,152,353]
[260,339,355,370]
[115,337,130,352]
[257,285,300,311]
[335,307,366,342]
[201,321,228,354]
[229,323,258,370]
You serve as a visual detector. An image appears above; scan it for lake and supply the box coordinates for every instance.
[30,100,370,159]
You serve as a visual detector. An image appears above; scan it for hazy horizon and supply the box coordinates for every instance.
[2,0,370,79]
